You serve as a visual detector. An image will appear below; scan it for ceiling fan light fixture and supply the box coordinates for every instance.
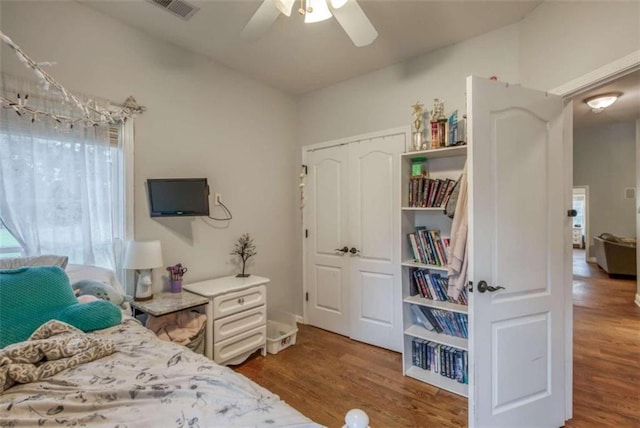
[584,92,622,112]
[304,0,333,23]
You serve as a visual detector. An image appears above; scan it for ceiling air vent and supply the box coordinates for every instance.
[147,0,200,21]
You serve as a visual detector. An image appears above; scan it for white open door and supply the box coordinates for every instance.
[468,76,569,427]
[348,134,404,352]
[305,145,350,336]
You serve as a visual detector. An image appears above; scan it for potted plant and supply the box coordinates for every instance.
[230,233,257,277]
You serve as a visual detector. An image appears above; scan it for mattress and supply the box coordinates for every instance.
[0,317,320,427]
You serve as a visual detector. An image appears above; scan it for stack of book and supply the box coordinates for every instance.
[407,227,449,266]
[408,177,457,208]
[411,305,468,338]
[411,338,468,384]
[410,270,467,305]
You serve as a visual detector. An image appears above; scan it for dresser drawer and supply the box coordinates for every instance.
[213,304,266,343]
[212,285,266,320]
[214,324,266,365]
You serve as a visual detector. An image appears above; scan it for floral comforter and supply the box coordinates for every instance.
[0,318,319,427]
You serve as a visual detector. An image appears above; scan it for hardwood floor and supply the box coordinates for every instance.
[235,252,639,427]
[566,250,640,428]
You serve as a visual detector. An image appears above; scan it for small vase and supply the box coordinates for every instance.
[170,279,182,293]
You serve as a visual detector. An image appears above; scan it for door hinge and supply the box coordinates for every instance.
[302,164,308,175]
[305,229,309,238]
[305,292,309,302]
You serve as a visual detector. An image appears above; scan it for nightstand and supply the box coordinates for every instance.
[183,275,269,365]
[130,292,210,353]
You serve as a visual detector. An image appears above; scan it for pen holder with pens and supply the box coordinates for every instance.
[167,263,188,293]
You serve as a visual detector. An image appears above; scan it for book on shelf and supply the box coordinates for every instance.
[411,305,435,331]
[411,338,468,384]
[410,269,468,305]
[413,305,468,339]
[408,228,450,266]
[407,177,458,208]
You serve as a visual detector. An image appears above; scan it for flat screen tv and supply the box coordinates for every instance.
[147,178,210,217]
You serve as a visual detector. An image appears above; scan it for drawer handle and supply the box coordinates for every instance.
[237,297,245,304]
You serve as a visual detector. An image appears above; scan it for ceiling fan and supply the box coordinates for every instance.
[242,0,378,47]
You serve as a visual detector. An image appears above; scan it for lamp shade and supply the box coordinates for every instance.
[123,240,163,270]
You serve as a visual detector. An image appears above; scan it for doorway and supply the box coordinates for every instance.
[565,65,639,426]
[572,186,588,262]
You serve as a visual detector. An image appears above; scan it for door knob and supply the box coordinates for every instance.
[335,246,349,253]
[477,280,505,293]
[349,247,360,255]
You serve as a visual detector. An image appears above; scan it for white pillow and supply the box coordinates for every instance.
[66,264,125,294]
[66,264,131,316]
[0,255,69,270]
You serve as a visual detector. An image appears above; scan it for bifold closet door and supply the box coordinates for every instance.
[305,133,404,352]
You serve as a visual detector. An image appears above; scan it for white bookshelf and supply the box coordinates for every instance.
[401,145,467,159]
[400,144,469,397]
[403,295,468,314]
[400,260,448,271]
[401,206,444,212]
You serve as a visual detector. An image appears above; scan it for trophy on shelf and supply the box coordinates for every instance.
[430,98,447,149]
[411,102,426,151]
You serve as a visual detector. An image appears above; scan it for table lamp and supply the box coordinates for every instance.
[123,240,163,301]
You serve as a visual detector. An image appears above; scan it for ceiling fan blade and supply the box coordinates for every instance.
[329,0,378,47]
[241,0,281,41]
[275,0,295,17]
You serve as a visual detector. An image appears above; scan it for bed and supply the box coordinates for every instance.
[0,260,321,427]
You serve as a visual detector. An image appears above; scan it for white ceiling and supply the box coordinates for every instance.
[77,1,639,128]
[573,69,640,129]
[81,0,541,94]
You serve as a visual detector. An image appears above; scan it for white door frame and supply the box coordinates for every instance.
[549,48,640,422]
[301,126,410,324]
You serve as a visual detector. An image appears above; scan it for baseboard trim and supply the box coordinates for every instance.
[587,257,597,263]
[295,315,305,324]
[635,294,640,308]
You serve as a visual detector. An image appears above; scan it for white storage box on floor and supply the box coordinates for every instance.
[266,310,298,354]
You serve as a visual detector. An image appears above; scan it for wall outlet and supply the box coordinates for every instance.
[214,193,222,206]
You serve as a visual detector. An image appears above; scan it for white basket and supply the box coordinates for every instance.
[266,310,298,355]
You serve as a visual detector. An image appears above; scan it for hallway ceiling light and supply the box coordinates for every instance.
[584,92,622,113]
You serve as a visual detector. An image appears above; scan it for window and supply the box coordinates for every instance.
[0,221,22,258]
[0,77,125,270]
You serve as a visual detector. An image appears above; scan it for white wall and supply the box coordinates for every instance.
[574,122,637,259]
[1,2,302,314]
[298,23,520,147]
[519,1,640,91]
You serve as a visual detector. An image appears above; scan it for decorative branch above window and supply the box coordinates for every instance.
[0,31,146,128]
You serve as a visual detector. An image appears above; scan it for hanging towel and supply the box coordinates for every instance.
[447,161,468,300]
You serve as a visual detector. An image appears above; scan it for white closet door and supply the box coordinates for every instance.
[305,145,350,336]
[347,134,404,352]
[468,76,568,427]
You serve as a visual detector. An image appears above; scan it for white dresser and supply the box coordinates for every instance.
[183,275,268,365]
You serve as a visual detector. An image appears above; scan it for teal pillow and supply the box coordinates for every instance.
[0,266,121,348]
[58,300,121,332]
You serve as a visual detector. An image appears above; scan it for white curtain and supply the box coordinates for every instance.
[0,73,117,270]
